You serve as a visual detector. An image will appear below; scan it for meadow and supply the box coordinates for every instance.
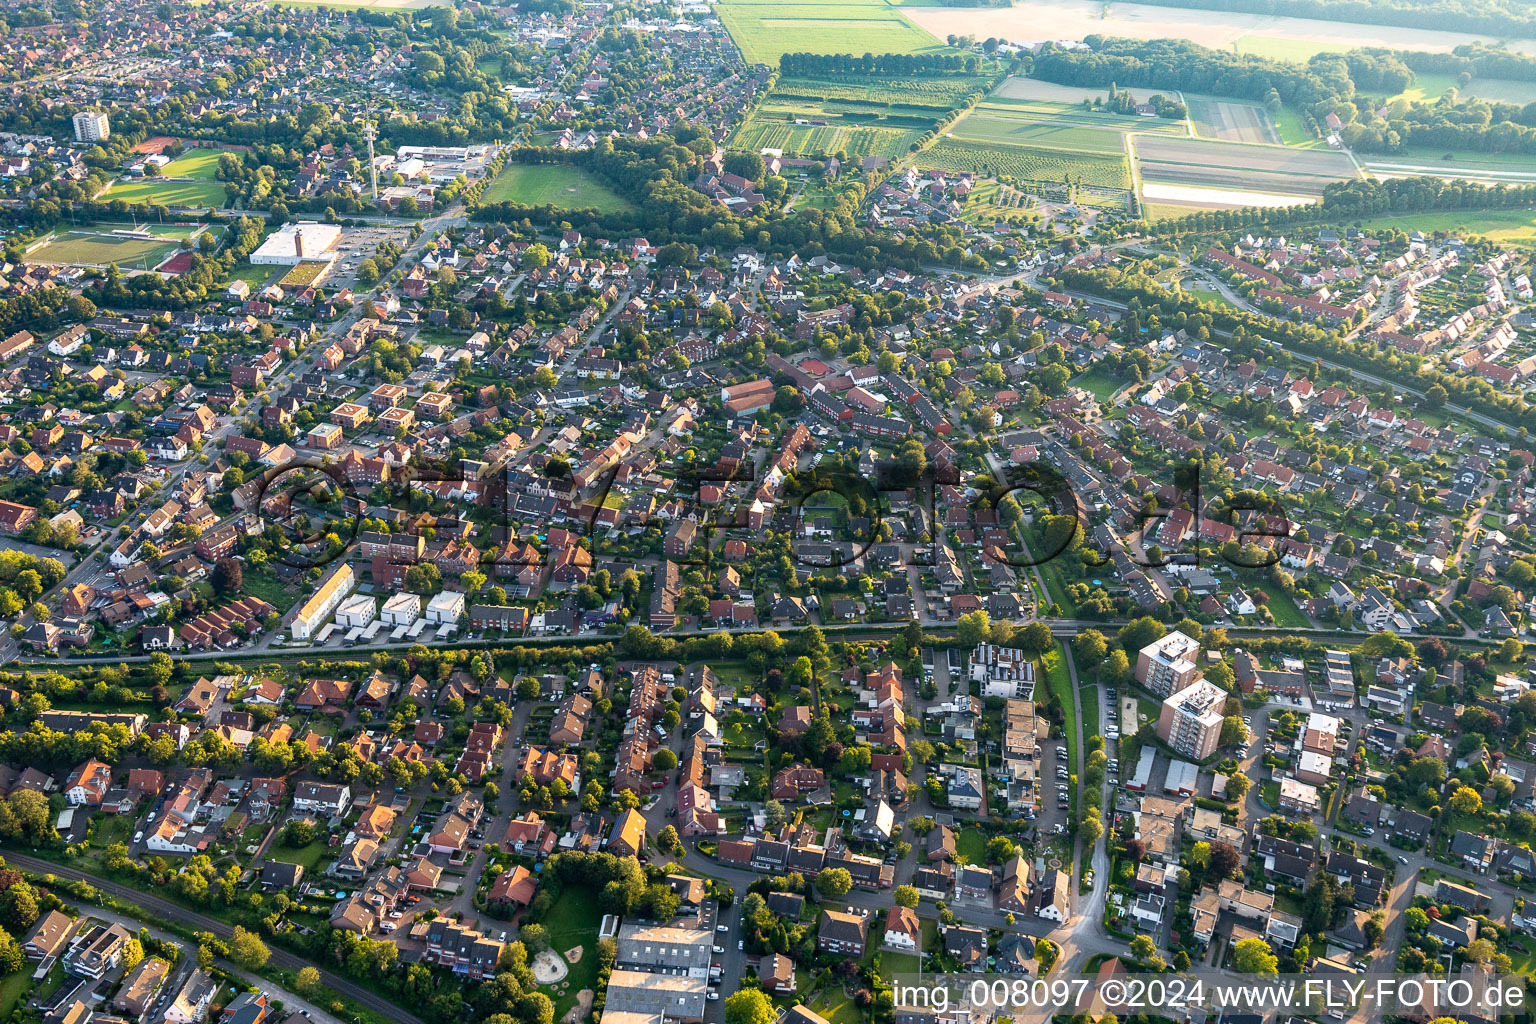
[1362,146,1536,184]
[1387,72,1536,106]
[102,177,228,207]
[1349,209,1536,247]
[716,0,944,64]
[480,164,636,213]
[27,230,179,269]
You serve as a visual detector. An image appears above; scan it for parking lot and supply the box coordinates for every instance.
[325,224,413,290]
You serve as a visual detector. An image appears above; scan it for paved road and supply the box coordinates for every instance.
[3,852,425,1024]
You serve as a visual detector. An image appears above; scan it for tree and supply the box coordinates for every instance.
[1449,786,1482,815]
[229,927,270,969]
[1220,716,1249,747]
[295,967,322,997]
[1104,650,1131,684]
[725,989,775,1024]
[520,923,549,952]
[1233,937,1278,976]
[1118,617,1166,654]
[816,867,853,898]
[212,557,243,595]
[1033,938,1059,973]
[1073,630,1108,670]
[1017,622,1054,657]
[1129,935,1158,962]
[1079,812,1103,845]
[894,885,919,908]
[1224,773,1251,800]
[653,748,677,771]
[1208,841,1240,880]
[957,610,991,648]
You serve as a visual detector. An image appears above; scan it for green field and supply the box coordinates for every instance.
[480,164,636,212]
[103,177,228,207]
[27,231,178,269]
[717,0,944,64]
[1348,208,1536,247]
[918,137,1132,189]
[1232,35,1349,61]
[160,148,228,181]
[1391,72,1536,106]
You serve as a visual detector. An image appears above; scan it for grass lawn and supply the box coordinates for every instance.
[480,164,635,213]
[538,887,602,1018]
[882,951,921,974]
[1272,105,1318,147]
[268,840,328,872]
[160,149,228,181]
[103,178,228,208]
[1253,579,1309,628]
[954,827,988,865]
[1079,677,1102,744]
[0,969,32,1019]
[242,569,301,615]
[224,262,277,291]
[1071,367,1122,402]
[1042,643,1078,778]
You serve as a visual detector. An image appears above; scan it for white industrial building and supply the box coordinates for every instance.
[425,591,465,625]
[250,222,343,267]
[290,563,354,641]
[381,592,421,627]
[335,594,377,629]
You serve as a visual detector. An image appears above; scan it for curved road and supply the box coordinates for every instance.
[2,852,425,1024]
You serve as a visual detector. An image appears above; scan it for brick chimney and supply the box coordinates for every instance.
[294,228,304,260]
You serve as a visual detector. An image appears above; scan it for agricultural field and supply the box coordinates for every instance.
[773,74,993,112]
[732,116,923,159]
[102,177,228,207]
[1134,135,1357,197]
[480,163,636,213]
[990,76,1163,105]
[159,148,229,181]
[917,136,1133,189]
[1186,94,1278,144]
[901,0,1516,56]
[26,229,179,270]
[716,0,944,65]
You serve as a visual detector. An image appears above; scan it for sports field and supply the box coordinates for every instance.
[1135,135,1357,196]
[160,149,228,181]
[480,164,635,213]
[102,178,228,207]
[716,0,944,64]
[1186,95,1278,144]
[27,231,179,269]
